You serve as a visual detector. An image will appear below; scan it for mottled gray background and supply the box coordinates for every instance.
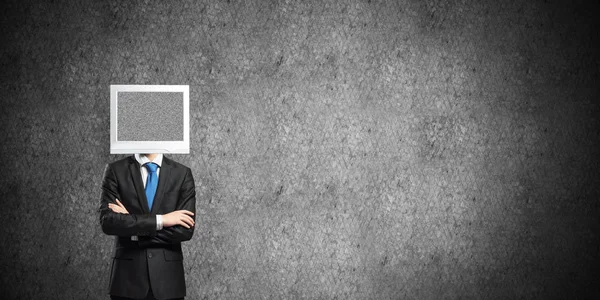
[1,0,599,299]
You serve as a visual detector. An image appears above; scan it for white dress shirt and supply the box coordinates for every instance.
[131,153,164,241]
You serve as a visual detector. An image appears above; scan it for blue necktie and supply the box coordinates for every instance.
[144,162,159,211]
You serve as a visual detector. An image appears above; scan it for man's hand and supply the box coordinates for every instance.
[108,199,129,214]
[163,210,195,229]
[108,199,194,228]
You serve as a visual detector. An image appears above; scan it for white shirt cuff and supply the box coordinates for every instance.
[156,215,163,230]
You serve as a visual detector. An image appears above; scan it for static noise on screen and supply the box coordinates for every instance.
[110,85,190,154]
[117,91,184,141]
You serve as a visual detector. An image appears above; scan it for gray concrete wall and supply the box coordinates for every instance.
[1,0,598,299]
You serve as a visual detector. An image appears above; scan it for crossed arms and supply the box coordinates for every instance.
[98,163,196,247]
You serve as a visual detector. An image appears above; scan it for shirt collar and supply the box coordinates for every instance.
[134,153,163,167]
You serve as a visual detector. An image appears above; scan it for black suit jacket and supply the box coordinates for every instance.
[98,155,196,300]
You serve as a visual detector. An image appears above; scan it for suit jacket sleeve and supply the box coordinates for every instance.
[98,163,158,237]
[138,167,196,247]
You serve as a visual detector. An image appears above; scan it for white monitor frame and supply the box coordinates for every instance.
[110,84,190,154]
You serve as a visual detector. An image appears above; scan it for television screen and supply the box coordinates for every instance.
[110,85,189,154]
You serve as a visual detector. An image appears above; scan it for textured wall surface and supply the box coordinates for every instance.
[1,0,599,299]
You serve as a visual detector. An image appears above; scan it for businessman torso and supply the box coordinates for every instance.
[99,155,196,300]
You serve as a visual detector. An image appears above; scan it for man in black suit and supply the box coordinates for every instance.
[98,153,196,300]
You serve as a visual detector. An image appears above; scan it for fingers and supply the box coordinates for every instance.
[108,203,127,214]
[181,215,195,227]
[172,213,195,228]
[116,199,125,209]
[114,199,129,214]
[108,204,121,213]
[178,220,191,229]
[176,210,195,216]
[108,203,123,213]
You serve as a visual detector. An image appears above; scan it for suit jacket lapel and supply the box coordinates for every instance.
[151,155,171,214]
[129,156,151,213]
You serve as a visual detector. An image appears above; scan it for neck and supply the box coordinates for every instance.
[143,153,159,161]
